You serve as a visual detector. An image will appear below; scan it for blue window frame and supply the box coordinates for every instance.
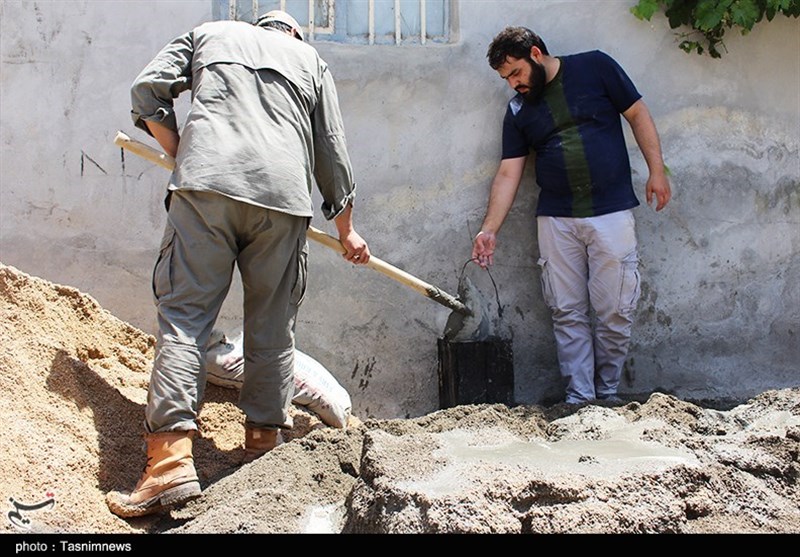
[214,0,453,45]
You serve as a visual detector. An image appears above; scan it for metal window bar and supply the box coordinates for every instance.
[394,0,401,44]
[227,0,442,45]
[369,0,375,45]
[420,0,426,45]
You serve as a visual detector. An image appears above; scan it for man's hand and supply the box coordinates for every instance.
[339,230,370,265]
[623,100,671,213]
[471,157,525,270]
[646,171,671,212]
[472,231,497,269]
[333,202,369,265]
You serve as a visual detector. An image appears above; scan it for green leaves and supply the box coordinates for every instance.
[694,0,732,31]
[631,0,661,20]
[630,0,800,58]
[729,0,762,30]
[766,0,796,18]
[665,1,698,30]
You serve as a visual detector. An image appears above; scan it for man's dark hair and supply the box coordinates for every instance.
[487,26,549,69]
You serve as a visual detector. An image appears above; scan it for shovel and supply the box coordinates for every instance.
[113,131,486,336]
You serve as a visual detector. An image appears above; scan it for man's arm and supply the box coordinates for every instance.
[312,67,369,265]
[623,99,671,211]
[472,156,527,268]
[145,120,180,159]
[333,202,370,265]
[130,31,194,149]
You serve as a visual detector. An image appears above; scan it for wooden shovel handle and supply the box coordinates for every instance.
[113,131,471,316]
[114,131,175,171]
[306,228,470,315]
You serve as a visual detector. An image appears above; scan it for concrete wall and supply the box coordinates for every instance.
[1,0,798,418]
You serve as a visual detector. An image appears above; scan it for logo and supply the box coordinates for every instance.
[7,492,56,530]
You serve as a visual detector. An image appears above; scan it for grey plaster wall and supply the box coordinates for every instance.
[1,1,797,418]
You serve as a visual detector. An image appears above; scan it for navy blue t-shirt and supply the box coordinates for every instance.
[502,50,641,217]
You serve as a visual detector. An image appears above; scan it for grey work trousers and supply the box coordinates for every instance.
[537,210,641,404]
[146,189,309,433]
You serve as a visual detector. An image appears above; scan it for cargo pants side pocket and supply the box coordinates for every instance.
[152,223,176,302]
[289,238,309,307]
[537,257,556,310]
[617,251,641,315]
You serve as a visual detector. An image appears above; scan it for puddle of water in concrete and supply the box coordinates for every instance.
[400,425,700,497]
[740,410,800,434]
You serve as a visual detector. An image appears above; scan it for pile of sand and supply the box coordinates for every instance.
[1,263,798,534]
[0,263,331,533]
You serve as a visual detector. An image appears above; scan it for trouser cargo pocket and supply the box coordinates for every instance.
[152,224,176,301]
[617,251,641,314]
[290,238,308,307]
[537,257,556,310]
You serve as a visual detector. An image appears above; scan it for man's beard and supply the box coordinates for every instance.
[518,58,547,104]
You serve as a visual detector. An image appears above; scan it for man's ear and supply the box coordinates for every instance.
[530,45,543,60]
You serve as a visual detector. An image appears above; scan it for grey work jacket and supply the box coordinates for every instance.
[131,20,356,220]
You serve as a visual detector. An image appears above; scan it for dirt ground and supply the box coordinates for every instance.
[1,262,798,534]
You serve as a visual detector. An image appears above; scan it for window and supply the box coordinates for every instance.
[214,0,454,45]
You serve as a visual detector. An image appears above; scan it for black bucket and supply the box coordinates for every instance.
[437,336,514,409]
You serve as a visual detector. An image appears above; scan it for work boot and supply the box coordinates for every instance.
[243,427,282,464]
[106,430,201,518]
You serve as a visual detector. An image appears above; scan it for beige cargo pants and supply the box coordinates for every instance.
[146,190,309,433]
[537,209,641,404]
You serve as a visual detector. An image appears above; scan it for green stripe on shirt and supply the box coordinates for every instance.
[544,77,594,217]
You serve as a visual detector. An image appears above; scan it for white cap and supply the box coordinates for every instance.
[255,10,304,42]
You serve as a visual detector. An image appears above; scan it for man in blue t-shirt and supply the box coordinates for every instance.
[472,27,671,405]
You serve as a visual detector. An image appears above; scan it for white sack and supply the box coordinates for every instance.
[205,331,352,428]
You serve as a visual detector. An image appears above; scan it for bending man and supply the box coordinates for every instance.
[108,11,370,517]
